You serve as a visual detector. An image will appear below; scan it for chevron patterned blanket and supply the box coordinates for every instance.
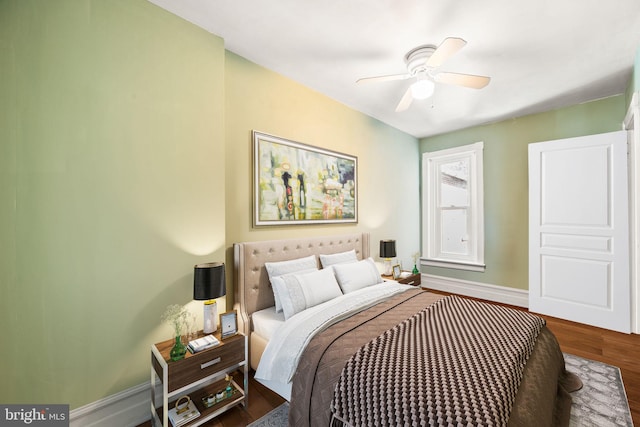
[330,295,546,427]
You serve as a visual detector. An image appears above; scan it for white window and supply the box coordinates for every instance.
[422,142,485,272]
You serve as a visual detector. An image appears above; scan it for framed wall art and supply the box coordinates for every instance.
[253,131,358,226]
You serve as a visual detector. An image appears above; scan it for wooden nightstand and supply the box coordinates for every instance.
[150,331,248,427]
[382,272,421,286]
[398,272,421,286]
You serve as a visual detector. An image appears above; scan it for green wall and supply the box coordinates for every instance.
[224,52,421,282]
[419,95,627,290]
[1,0,225,409]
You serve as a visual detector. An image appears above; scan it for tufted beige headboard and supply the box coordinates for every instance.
[233,233,370,339]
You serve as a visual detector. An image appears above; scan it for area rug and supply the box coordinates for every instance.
[247,402,289,427]
[248,354,632,426]
[564,353,633,427]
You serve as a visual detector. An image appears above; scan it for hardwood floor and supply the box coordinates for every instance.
[140,294,640,426]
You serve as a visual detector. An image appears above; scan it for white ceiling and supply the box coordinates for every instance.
[148,0,640,138]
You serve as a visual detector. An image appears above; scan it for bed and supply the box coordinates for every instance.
[233,232,580,427]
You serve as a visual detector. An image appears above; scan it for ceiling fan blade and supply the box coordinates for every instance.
[395,86,413,112]
[356,73,411,84]
[434,72,491,89]
[425,37,467,68]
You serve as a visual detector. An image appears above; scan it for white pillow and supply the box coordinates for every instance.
[265,255,318,278]
[332,257,383,294]
[272,274,307,321]
[265,255,318,312]
[319,249,358,268]
[270,268,316,314]
[273,268,343,320]
[296,268,342,308]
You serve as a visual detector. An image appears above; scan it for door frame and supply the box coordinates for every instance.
[624,91,639,334]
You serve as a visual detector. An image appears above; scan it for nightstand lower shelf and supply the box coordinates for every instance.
[154,376,244,427]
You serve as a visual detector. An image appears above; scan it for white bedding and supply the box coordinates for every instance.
[254,282,412,399]
[252,306,285,340]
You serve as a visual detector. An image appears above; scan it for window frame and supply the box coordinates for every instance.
[422,142,485,272]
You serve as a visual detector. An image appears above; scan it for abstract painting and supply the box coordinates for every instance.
[253,131,357,226]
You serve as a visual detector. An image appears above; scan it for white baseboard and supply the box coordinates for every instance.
[70,381,150,427]
[422,273,529,308]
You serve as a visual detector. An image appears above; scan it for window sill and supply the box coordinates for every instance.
[421,259,486,272]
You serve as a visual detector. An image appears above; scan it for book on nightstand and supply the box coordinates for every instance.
[187,334,220,354]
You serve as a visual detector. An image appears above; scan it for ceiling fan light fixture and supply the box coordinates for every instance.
[411,79,435,100]
[357,37,490,112]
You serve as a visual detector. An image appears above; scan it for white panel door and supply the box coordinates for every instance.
[529,131,630,333]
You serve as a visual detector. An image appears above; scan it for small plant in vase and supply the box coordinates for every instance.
[412,252,420,275]
[161,304,188,361]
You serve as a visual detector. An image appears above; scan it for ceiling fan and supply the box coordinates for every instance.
[357,37,491,112]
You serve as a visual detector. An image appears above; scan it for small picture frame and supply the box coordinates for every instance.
[392,264,401,280]
[220,311,238,339]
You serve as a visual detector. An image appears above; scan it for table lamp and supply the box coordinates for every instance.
[194,262,226,334]
[380,240,397,276]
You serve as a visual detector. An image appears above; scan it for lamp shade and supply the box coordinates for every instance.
[380,240,396,258]
[193,262,226,300]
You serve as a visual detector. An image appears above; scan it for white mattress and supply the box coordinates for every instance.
[252,306,285,340]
